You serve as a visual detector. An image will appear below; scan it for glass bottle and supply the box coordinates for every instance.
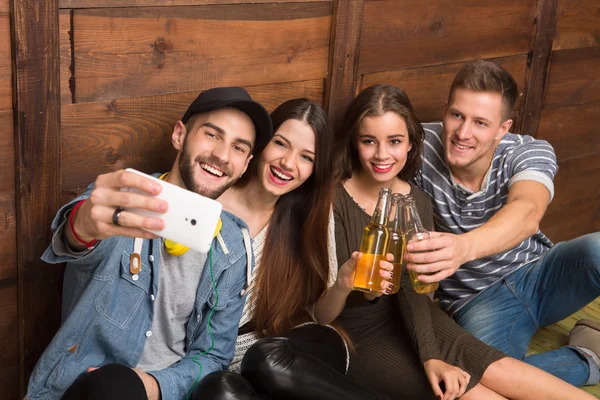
[353,188,392,293]
[401,195,439,294]
[386,193,406,294]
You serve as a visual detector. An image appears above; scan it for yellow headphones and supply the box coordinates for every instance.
[159,173,222,256]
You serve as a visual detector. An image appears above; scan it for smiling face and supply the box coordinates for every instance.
[258,118,316,197]
[176,107,255,199]
[355,111,413,183]
[443,88,512,174]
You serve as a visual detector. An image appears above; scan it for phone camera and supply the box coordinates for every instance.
[191,219,197,226]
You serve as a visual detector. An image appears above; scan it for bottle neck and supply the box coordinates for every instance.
[372,191,391,226]
[402,198,426,233]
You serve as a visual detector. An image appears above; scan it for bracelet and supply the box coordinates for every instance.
[69,200,98,249]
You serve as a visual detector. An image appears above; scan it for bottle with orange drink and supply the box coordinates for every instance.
[352,188,392,293]
[385,193,406,294]
[401,195,439,294]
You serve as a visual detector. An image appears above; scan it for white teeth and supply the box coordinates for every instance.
[455,143,471,150]
[374,164,392,169]
[271,167,292,181]
[201,163,224,177]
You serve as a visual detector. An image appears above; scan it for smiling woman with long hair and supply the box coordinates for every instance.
[322,83,594,400]
[194,99,391,400]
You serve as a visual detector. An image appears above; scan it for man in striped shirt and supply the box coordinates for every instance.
[408,60,600,387]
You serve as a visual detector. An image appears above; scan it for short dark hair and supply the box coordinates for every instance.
[335,84,424,181]
[449,60,519,120]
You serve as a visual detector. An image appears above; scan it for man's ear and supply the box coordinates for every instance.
[240,154,253,177]
[172,121,186,151]
[496,118,513,140]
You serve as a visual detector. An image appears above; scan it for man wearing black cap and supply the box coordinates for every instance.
[25,87,273,400]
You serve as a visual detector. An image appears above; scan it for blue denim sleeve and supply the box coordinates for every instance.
[41,182,112,267]
[148,252,248,400]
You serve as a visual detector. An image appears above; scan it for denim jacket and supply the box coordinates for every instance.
[25,184,252,400]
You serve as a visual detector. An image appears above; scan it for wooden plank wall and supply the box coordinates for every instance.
[0,0,18,397]
[2,0,598,397]
[537,0,600,241]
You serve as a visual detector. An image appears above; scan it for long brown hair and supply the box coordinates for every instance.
[335,84,424,181]
[248,99,334,336]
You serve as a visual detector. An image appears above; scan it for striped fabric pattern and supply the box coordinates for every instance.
[413,122,558,316]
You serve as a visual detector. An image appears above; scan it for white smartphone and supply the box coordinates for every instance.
[121,168,223,253]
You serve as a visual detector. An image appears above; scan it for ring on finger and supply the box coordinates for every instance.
[112,207,124,226]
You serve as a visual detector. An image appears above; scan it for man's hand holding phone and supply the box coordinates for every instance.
[66,170,168,250]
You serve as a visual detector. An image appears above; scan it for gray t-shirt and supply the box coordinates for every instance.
[413,122,557,316]
[136,242,207,370]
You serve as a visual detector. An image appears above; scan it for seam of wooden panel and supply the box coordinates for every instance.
[11,0,62,396]
[519,0,559,137]
[325,0,365,127]
[59,0,332,8]
[68,9,75,103]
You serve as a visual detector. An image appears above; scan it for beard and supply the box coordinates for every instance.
[179,137,236,199]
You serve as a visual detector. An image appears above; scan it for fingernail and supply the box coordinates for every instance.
[390,272,394,279]
[407,244,413,251]
[437,396,442,400]
[388,283,394,290]
[157,201,168,212]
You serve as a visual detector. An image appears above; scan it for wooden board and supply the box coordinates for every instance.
[325,0,365,127]
[518,0,558,139]
[61,79,324,197]
[60,0,331,7]
[0,14,12,111]
[0,285,18,400]
[360,55,527,124]
[358,0,537,74]
[550,154,600,211]
[0,111,16,282]
[0,110,17,400]
[12,0,63,391]
[0,0,7,13]
[59,10,73,105]
[63,3,332,103]
[541,194,599,243]
[553,0,600,51]
[538,102,600,161]
[544,47,600,109]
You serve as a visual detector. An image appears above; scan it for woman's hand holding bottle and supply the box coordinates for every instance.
[336,251,396,297]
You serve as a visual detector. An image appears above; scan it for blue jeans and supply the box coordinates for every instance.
[453,232,600,386]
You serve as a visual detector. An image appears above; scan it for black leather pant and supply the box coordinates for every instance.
[194,324,390,400]
[62,364,147,400]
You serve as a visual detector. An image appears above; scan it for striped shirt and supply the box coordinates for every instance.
[412,122,558,316]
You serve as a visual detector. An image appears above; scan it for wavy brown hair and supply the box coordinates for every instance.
[335,84,424,182]
[242,99,334,337]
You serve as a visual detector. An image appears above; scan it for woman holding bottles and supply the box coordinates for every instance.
[323,83,594,400]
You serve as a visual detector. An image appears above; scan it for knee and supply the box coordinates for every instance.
[62,364,145,400]
[194,371,258,400]
[241,336,295,382]
[584,232,600,265]
[567,233,600,266]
